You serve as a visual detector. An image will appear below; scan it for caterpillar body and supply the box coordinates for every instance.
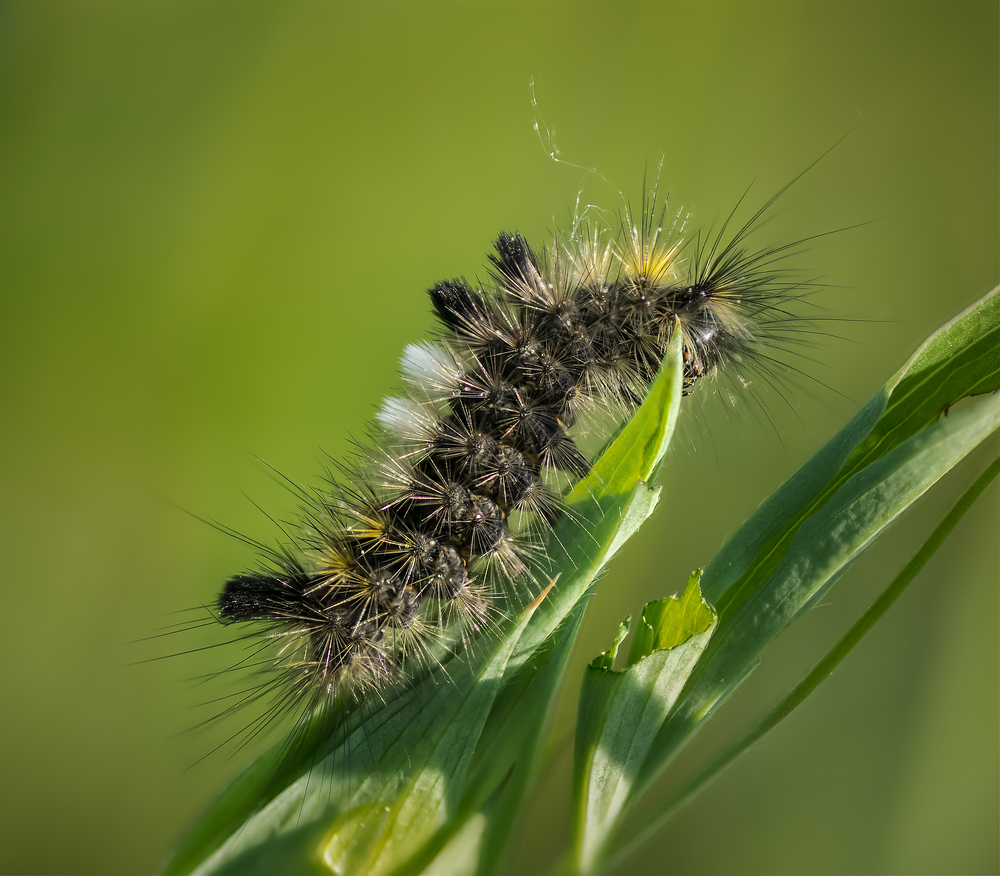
[216,185,815,722]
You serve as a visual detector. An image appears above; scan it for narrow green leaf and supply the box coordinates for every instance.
[608,454,1000,869]
[497,327,684,672]
[571,573,716,874]
[668,394,999,743]
[631,291,999,814]
[449,329,685,873]
[454,597,590,876]
[709,286,1000,619]
[570,288,999,873]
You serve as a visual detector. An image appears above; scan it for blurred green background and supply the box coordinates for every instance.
[0,2,996,874]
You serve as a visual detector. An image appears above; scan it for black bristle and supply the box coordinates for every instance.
[428,279,485,331]
[489,232,538,283]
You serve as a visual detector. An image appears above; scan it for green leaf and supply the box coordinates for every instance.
[574,287,999,871]
[661,291,994,843]
[606,453,1000,870]
[624,572,716,666]
[163,334,686,875]
[571,572,716,874]
[710,287,1000,618]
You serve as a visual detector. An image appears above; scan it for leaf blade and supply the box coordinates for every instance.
[571,573,717,873]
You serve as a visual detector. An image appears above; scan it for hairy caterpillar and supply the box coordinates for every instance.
[209,175,824,738]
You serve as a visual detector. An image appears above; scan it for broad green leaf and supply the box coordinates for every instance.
[571,572,716,873]
[163,334,685,875]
